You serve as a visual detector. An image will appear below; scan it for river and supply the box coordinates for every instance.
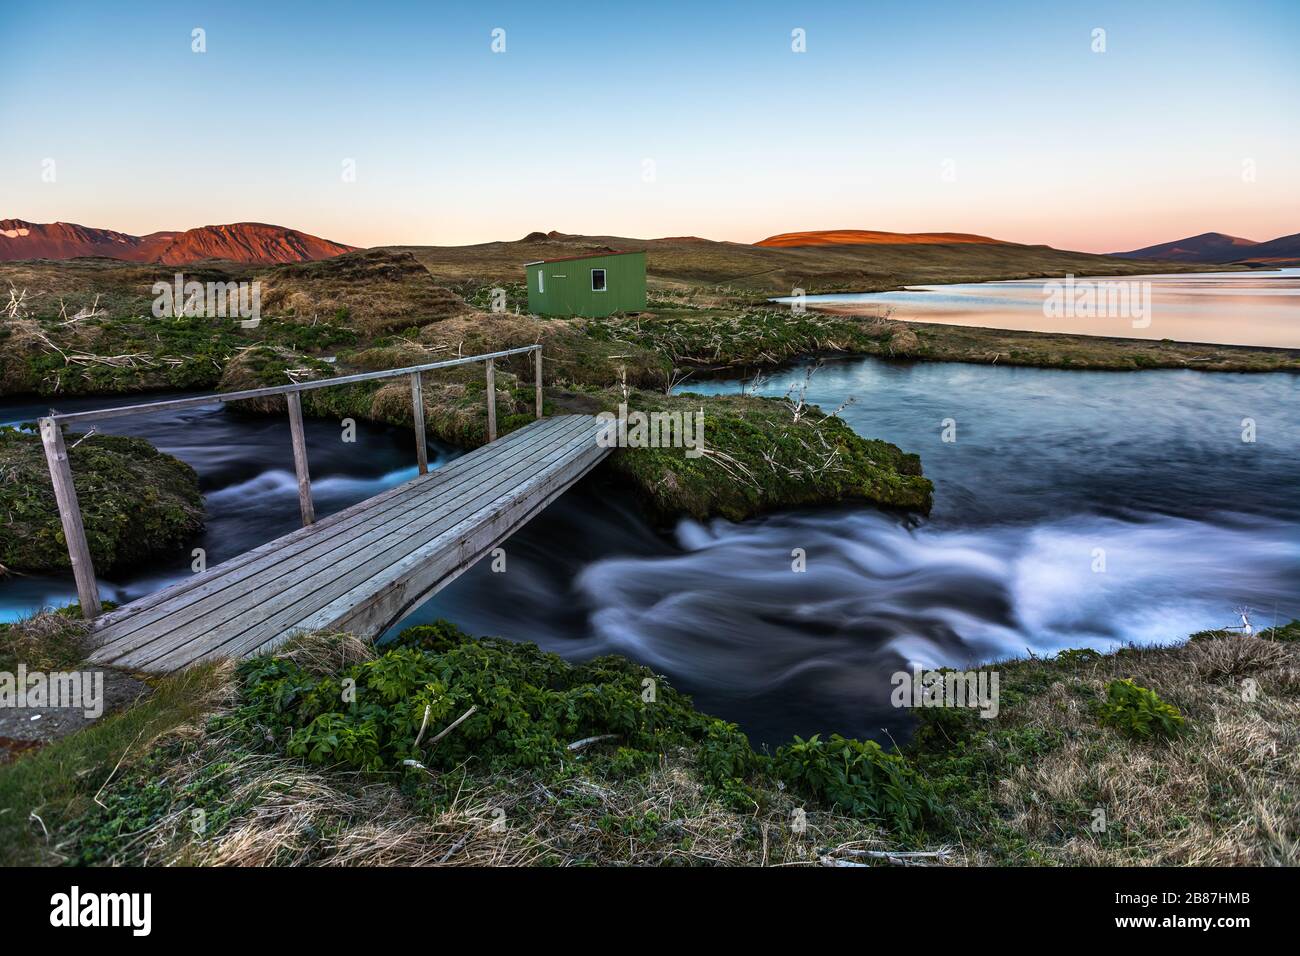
[6,349,1294,748]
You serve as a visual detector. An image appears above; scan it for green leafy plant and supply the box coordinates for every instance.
[773,733,936,837]
[235,623,746,782]
[1095,679,1185,740]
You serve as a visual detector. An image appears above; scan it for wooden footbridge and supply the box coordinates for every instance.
[37,347,612,673]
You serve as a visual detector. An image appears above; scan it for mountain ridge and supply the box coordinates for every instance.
[0,219,359,264]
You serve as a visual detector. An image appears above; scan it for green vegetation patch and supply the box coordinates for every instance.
[0,426,203,574]
[774,734,936,838]
[238,621,757,781]
[1094,678,1186,740]
[595,388,932,522]
[585,307,899,371]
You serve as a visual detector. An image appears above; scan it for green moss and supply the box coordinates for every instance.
[597,388,932,521]
[0,426,203,574]
[2,312,355,400]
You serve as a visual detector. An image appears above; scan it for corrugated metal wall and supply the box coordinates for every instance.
[525,252,646,317]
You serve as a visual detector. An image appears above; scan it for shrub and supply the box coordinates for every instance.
[234,622,746,782]
[773,733,936,837]
[1095,679,1185,740]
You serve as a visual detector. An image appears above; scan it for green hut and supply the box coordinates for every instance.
[524,250,646,317]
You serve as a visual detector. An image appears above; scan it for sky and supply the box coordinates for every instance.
[1,0,1297,253]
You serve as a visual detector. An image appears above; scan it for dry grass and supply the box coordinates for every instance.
[0,610,92,672]
[271,630,376,677]
[257,250,465,334]
[82,722,926,867]
[949,633,1300,866]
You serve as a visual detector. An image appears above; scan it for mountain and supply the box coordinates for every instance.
[1240,232,1300,262]
[0,219,359,264]
[0,219,150,259]
[755,229,1009,248]
[1110,232,1260,263]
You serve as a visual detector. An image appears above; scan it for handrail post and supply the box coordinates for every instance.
[410,371,428,475]
[285,392,315,526]
[534,347,543,420]
[39,418,102,618]
[485,358,497,442]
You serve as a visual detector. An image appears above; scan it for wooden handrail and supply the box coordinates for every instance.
[39,345,546,620]
[44,345,543,425]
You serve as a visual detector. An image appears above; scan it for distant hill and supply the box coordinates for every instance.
[1240,232,1300,262]
[386,230,1227,296]
[1111,232,1260,263]
[755,229,1008,248]
[0,219,359,264]
[0,220,149,260]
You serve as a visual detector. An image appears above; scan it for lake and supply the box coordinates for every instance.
[772,268,1300,348]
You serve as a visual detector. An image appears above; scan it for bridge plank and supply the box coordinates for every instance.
[277,428,610,651]
[92,416,588,668]
[90,414,610,673]
[90,416,574,650]
[105,418,595,670]
[182,419,609,667]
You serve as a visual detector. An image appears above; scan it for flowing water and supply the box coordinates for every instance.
[411,359,1300,745]
[772,268,1300,348]
[3,321,1297,748]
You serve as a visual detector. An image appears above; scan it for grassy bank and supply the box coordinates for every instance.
[574,386,932,521]
[863,317,1300,373]
[1,617,1294,866]
[586,305,1300,375]
[4,251,1290,410]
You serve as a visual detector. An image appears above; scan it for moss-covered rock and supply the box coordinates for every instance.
[0,427,203,574]
[588,388,932,521]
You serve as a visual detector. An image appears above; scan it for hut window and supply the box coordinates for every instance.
[537,270,544,293]
[591,268,607,292]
